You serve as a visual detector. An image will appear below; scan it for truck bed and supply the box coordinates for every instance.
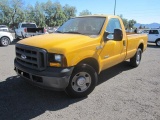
[125,34,148,60]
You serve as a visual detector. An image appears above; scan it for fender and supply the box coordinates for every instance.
[137,39,144,50]
[68,50,100,67]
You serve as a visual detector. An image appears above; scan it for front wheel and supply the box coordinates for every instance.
[65,64,98,98]
[130,48,142,67]
[0,36,10,46]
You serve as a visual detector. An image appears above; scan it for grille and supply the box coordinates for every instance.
[15,44,47,70]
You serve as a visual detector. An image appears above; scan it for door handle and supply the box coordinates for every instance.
[123,40,126,46]
[104,55,109,59]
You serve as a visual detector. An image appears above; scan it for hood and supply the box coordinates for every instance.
[18,33,98,54]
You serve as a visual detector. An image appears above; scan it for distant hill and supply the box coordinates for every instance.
[134,23,160,29]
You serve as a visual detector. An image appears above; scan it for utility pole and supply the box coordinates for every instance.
[114,0,116,15]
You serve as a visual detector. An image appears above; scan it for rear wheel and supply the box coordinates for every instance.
[130,48,142,67]
[65,64,98,98]
[155,39,160,47]
[0,36,10,46]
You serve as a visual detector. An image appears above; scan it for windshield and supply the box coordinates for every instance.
[56,17,106,35]
[21,24,37,28]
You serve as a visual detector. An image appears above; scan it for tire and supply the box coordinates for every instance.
[0,36,10,46]
[155,39,160,47]
[130,48,142,67]
[65,64,98,98]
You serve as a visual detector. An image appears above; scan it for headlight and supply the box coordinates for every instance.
[48,53,67,67]
[55,54,62,62]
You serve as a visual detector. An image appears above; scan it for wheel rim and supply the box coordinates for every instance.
[71,72,91,92]
[136,50,141,64]
[157,41,160,46]
[1,37,9,46]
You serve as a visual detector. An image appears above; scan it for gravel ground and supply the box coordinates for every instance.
[0,37,160,120]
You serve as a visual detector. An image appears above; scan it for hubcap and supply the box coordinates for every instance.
[71,72,91,92]
[1,37,9,46]
[77,77,86,87]
[136,50,141,64]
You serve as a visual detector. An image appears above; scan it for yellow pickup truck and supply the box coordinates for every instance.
[14,15,147,97]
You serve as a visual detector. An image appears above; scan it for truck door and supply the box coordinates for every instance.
[148,30,159,42]
[100,18,126,70]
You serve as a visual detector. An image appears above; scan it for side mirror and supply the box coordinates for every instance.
[103,31,113,41]
[114,29,123,40]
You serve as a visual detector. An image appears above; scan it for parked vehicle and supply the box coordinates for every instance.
[15,22,47,39]
[14,15,148,98]
[0,25,9,32]
[47,26,59,33]
[47,27,54,33]
[148,29,160,46]
[0,31,14,46]
[140,29,150,34]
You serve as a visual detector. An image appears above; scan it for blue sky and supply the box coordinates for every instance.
[24,0,160,24]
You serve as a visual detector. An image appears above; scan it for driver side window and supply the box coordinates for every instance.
[106,18,122,33]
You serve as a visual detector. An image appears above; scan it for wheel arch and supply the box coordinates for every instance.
[76,57,99,74]
[155,38,160,42]
[138,43,144,52]
[0,36,11,43]
[155,38,160,43]
[0,36,10,40]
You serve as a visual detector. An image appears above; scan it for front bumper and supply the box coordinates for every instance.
[14,59,74,91]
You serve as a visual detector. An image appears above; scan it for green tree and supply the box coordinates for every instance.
[42,1,77,27]
[79,9,92,16]
[128,19,136,29]
[0,1,138,29]
[63,4,77,20]
[25,4,35,22]
[52,2,65,26]
[34,2,46,27]
[42,0,55,26]
[0,0,24,27]
[118,14,128,28]
[0,0,11,25]
[10,0,24,25]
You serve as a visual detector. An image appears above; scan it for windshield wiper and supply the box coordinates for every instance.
[64,31,85,35]
[56,31,87,35]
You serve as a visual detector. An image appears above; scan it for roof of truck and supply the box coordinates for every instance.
[76,14,119,18]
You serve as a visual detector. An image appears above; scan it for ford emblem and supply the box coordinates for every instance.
[21,54,27,59]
